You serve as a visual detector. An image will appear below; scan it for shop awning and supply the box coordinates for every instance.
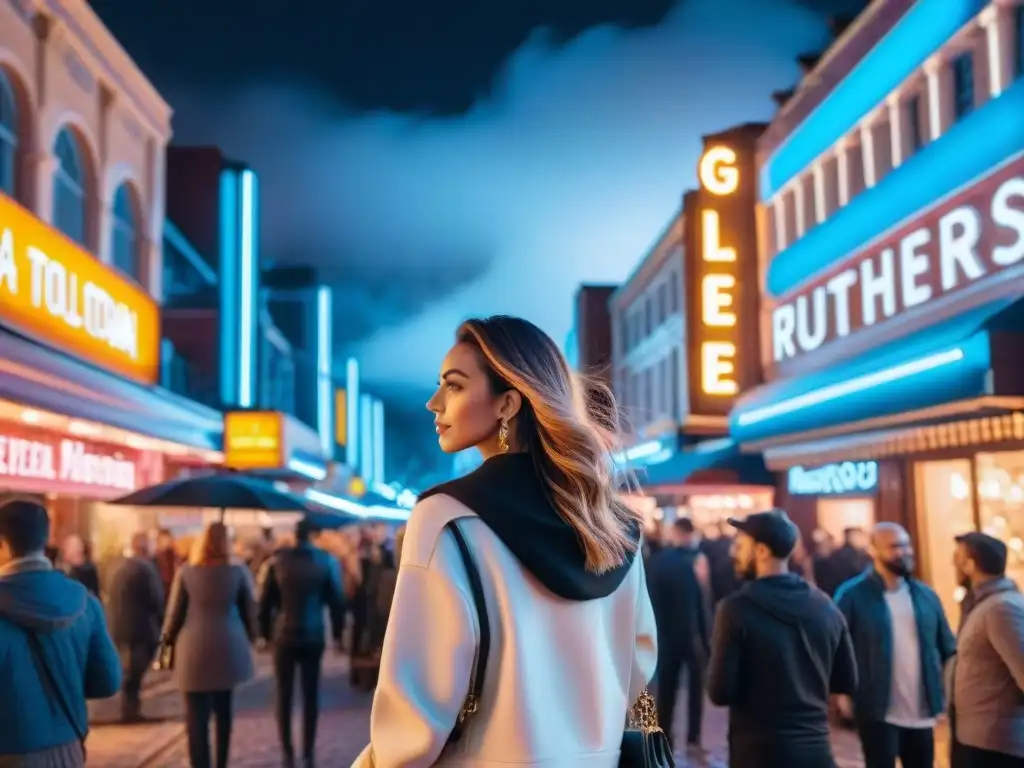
[729,299,1021,448]
[638,439,773,488]
[0,329,223,451]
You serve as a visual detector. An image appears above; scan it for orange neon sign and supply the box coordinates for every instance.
[698,146,739,397]
[224,411,284,470]
[0,193,160,384]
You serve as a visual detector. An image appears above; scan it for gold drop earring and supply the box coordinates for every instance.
[498,419,509,453]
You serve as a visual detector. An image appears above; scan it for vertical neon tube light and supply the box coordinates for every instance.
[218,171,239,406]
[359,394,374,482]
[372,398,385,483]
[317,286,333,457]
[238,170,257,407]
[346,358,360,468]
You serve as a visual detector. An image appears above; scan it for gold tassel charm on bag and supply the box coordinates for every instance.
[620,687,675,766]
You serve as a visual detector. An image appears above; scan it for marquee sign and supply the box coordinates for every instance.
[788,461,879,496]
[0,193,161,384]
[224,411,285,470]
[685,125,763,419]
[0,422,159,498]
[771,155,1024,369]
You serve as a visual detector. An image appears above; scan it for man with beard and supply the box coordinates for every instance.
[707,509,858,767]
[950,532,1024,767]
[834,523,956,768]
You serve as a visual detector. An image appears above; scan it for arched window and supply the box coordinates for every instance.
[0,72,16,197]
[53,128,87,245]
[111,183,141,280]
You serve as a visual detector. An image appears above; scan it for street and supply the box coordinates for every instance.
[84,654,915,768]
[86,654,371,767]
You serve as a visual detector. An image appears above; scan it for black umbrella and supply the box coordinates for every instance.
[109,473,353,529]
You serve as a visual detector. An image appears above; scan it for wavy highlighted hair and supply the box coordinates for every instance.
[457,316,639,573]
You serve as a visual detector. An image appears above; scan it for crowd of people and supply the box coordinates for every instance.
[0,316,1022,768]
[643,512,1023,768]
[0,496,405,768]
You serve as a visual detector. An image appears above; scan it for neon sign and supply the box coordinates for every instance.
[698,145,740,397]
[0,426,142,497]
[788,461,879,495]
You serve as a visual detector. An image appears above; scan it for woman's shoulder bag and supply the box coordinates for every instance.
[444,519,490,744]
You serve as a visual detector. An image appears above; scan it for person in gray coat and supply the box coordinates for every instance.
[950,532,1024,767]
[161,522,256,768]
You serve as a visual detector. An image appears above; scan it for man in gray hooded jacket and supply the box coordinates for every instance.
[0,498,122,767]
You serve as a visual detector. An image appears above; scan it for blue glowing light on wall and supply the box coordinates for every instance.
[730,315,994,445]
[767,78,1024,297]
[761,0,990,199]
[359,393,374,482]
[373,398,385,483]
[345,358,360,468]
[239,170,257,407]
[317,286,333,457]
[218,171,239,407]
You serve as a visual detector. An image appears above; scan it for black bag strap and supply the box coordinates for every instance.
[22,627,88,753]
[445,519,490,744]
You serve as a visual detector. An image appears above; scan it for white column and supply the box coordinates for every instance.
[97,195,113,264]
[811,162,827,222]
[924,55,952,140]
[836,138,851,207]
[33,152,58,224]
[147,139,167,302]
[888,94,906,169]
[145,238,161,298]
[860,121,877,189]
[772,193,788,253]
[792,180,806,237]
[981,2,1016,97]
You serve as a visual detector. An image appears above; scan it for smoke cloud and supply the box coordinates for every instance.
[166,0,842,405]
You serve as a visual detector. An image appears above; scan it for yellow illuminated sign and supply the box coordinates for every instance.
[698,145,740,397]
[698,146,739,196]
[348,476,366,498]
[335,389,347,446]
[701,343,738,396]
[224,411,284,470]
[701,274,736,327]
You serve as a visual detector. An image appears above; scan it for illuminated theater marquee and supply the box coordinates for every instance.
[772,158,1024,365]
[698,146,740,396]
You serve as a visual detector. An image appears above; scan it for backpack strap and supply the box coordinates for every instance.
[22,627,88,757]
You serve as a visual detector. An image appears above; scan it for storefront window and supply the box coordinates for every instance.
[915,459,976,626]
[816,497,875,545]
[975,452,1024,590]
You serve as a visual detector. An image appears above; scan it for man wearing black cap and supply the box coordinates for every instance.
[707,509,858,767]
[950,532,1024,767]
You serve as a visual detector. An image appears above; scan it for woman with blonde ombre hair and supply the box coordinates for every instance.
[354,316,657,767]
[161,522,257,768]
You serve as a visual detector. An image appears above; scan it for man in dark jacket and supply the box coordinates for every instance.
[106,531,165,722]
[258,519,346,767]
[707,509,859,767]
[835,523,955,768]
[818,527,871,597]
[647,517,712,753]
[0,499,121,765]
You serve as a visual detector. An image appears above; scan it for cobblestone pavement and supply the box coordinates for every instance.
[85,654,278,767]
[667,687,952,768]
[152,654,370,768]
[88,658,954,767]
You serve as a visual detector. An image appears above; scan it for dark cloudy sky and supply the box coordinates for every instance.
[92,0,861,484]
